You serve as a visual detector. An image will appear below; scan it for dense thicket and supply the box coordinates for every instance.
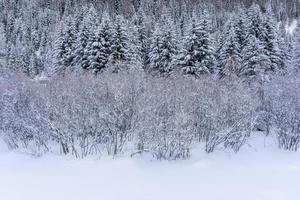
[0,70,299,158]
[0,0,299,159]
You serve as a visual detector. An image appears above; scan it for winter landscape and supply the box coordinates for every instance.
[0,0,300,199]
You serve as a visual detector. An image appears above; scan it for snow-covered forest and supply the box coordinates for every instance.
[0,0,300,159]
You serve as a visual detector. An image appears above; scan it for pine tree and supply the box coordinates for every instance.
[278,33,293,73]
[217,9,248,77]
[148,24,163,73]
[72,17,91,70]
[240,34,271,80]
[218,20,242,77]
[132,10,149,67]
[87,13,113,74]
[179,13,215,77]
[158,8,177,74]
[110,15,130,70]
[128,23,142,66]
[53,16,76,74]
[292,24,300,73]
[261,8,284,72]
[246,4,264,40]
[197,13,215,74]
[179,18,206,76]
[148,11,177,76]
[235,9,247,52]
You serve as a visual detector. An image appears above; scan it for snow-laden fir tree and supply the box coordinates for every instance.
[110,15,130,72]
[131,10,149,67]
[158,8,177,74]
[292,22,300,73]
[87,13,113,74]
[235,9,248,52]
[72,16,92,70]
[179,14,215,77]
[240,34,271,80]
[53,16,76,74]
[246,4,265,41]
[128,22,143,66]
[217,9,247,77]
[218,19,242,77]
[148,24,163,74]
[148,10,177,76]
[261,7,284,72]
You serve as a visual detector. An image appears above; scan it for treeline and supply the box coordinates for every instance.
[0,0,300,78]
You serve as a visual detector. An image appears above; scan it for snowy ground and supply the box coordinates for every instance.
[0,135,300,200]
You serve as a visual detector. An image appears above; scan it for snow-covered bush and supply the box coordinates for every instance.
[266,75,300,151]
[0,73,50,155]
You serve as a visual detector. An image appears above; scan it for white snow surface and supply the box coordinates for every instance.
[0,135,300,200]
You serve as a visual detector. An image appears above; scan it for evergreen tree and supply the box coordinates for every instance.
[110,15,130,70]
[72,16,91,70]
[158,8,177,74]
[292,24,300,73]
[240,34,271,80]
[218,20,242,77]
[87,13,113,74]
[179,15,215,77]
[148,10,177,76]
[148,24,163,74]
[261,8,284,72]
[132,10,149,67]
[53,16,76,74]
[246,4,264,40]
[235,9,247,52]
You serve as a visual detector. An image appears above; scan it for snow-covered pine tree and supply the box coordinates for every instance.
[148,23,163,74]
[87,13,113,74]
[261,7,284,72]
[197,11,215,74]
[278,32,293,74]
[179,12,215,77]
[72,15,91,70]
[53,16,76,75]
[128,22,143,67]
[179,18,205,76]
[240,34,271,80]
[132,10,149,68]
[74,6,88,32]
[158,8,177,74]
[110,15,130,72]
[218,19,242,77]
[292,22,300,73]
[235,8,247,53]
[246,4,265,40]
[148,8,177,76]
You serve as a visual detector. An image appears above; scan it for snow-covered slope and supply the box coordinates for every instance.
[0,135,299,200]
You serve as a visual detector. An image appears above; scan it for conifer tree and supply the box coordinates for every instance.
[87,13,113,74]
[247,4,265,40]
[292,24,300,73]
[218,20,242,77]
[261,8,284,72]
[54,16,76,74]
[110,15,130,70]
[148,9,177,75]
[148,23,163,74]
[132,10,149,67]
[72,19,90,70]
[240,34,271,80]
[179,15,215,77]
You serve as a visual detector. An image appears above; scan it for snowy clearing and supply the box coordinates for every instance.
[1,137,300,200]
